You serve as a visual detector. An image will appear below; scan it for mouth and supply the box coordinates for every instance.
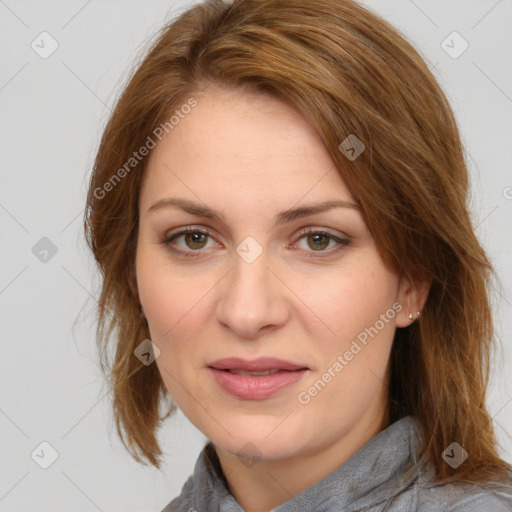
[222,368,282,376]
[207,357,309,400]
[208,356,309,372]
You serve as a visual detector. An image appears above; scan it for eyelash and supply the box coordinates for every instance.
[160,226,350,259]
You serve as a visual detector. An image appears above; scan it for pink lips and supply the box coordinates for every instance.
[208,357,309,400]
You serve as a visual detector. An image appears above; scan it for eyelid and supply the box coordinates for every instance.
[162,225,349,241]
[292,226,351,241]
[163,225,222,244]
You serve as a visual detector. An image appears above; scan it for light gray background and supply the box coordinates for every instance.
[1,0,511,510]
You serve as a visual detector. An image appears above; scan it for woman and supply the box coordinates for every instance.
[84,0,512,510]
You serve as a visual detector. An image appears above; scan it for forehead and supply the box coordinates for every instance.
[139,88,355,212]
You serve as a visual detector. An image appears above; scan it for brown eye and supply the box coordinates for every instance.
[161,227,216,258]
[293,229,350,257]
[183,232,208,250]
[306,233,330,251]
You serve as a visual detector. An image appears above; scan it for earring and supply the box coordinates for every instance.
[408,311,421,320]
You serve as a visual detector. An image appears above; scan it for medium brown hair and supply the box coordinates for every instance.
[84,0,512,484]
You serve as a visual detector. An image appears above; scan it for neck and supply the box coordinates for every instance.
[215,404,390,512]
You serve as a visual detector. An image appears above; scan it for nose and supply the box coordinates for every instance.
[215,247,290,338]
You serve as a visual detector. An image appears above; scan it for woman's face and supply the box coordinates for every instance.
[136,87,416,462]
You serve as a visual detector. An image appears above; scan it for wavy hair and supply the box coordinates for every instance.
[84,0,512,485]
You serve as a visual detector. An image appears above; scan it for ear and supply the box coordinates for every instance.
[394,274,431,328]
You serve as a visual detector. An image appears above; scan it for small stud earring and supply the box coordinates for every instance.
[408,313,413,320]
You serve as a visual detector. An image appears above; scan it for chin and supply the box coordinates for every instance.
[220,436,300,463]
[205,414,308,461]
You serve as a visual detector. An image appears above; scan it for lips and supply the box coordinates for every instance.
[207,357,309,399]
[208,357,308,372]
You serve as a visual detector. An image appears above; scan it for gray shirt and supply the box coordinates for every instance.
[161,415,512,511]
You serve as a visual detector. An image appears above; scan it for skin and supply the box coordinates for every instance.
[136,87,428,512]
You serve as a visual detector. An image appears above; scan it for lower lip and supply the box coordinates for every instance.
[209,368,308,400]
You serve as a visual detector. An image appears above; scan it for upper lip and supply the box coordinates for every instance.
[208,357,308,371]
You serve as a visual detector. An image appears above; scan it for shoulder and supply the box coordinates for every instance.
[377,456,512,512]
[413,471,512,512]
[446,490,512,511]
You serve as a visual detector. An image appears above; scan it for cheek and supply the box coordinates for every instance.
[137,258,209,400]
[299,268,397,411]
[136,246,189,339]
[298,260,398,345]
[140,273,205,342]
[136,246,217,346]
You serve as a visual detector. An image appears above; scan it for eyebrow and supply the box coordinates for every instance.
[147,197,360,228]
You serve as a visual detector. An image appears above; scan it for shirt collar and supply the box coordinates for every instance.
[184,415,428,512]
